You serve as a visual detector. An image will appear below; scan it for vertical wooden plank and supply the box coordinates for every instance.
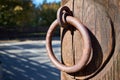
[73,0,114,79]
[61,0,70,5]
[61,0,75,80]
[61,0,120,80]
[90,0,120,80]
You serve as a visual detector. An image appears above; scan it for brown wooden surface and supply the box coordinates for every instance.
[61,0,120,80]
[61,1,75,80]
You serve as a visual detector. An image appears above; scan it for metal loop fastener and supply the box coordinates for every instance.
[46,15,91,73]
[57,6,73,26]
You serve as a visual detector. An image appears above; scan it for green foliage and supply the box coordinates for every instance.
[35,1,60,26]
[0,0,35,27]
[0,0,60,27]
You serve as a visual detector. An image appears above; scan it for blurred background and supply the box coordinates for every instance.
[0,0,60,40]
[0,0,61,80]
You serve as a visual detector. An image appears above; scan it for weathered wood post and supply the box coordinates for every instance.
[60,0,120,80]
[46,0,120,80]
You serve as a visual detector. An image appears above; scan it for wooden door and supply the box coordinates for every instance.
[61,0,120,80]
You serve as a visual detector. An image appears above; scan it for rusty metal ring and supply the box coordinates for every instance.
[57,6,73,26]
[46,16,91,73]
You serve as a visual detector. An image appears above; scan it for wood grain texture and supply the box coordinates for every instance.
[61,0,120,80]
[90,0,120,80]
[61,0,75,80]
[73,0,114,79]
[61,0,70,5]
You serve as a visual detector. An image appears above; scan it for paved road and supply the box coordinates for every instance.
[0,40,60,80]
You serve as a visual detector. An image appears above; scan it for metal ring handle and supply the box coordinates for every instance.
[46,16,91,73]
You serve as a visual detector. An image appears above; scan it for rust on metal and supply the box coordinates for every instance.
[46,6,92,73]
